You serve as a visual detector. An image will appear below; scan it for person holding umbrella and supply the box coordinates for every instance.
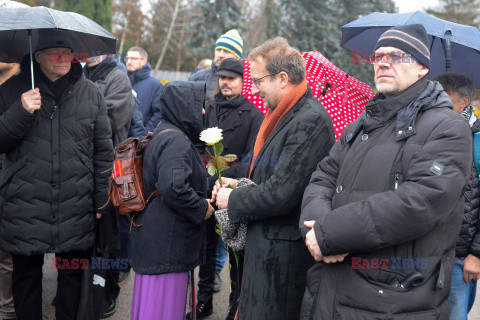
[0,31,113,320]
[299,24,472,319]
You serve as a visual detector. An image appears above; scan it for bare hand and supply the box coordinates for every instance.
[304,220,323,261]
[21,88,41,113]
[205,200,215,220]
[463,254,480,282]
[215,177,238,189]
[322,253,349,264]
[216,188,233,209]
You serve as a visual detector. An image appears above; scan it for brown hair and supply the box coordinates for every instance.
[248,37,305,85]
[127,46,148,60]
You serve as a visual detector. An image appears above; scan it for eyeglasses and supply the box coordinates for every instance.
[252,73,278,86]
[124,56,143,62]
[371,52,413,64]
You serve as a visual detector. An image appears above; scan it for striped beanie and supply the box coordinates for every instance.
[216,29,243,59]
[375,24,430,69]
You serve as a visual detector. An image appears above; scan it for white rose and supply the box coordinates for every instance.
[200,127,223,145]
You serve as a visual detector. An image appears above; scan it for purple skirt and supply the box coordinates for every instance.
[131,272,189,320]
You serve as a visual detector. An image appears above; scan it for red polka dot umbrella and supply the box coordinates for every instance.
[242,52,375,141]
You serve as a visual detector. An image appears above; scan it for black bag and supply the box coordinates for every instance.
[77,218,111,320]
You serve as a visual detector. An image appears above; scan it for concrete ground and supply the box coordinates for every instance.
[42,254,230,320]
[41,253,480,319]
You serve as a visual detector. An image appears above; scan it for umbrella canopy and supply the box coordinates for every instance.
[0,6,116,63]
[0,0,29,7]
[341,11,480,87]
[242,52,375,141]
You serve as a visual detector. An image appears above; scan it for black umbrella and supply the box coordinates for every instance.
[0,6,116,88]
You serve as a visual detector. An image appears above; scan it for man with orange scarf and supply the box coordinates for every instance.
[214,37,335,320]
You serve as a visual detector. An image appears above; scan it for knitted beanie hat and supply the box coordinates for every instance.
[375,24,430,68]
[215,29,243,59]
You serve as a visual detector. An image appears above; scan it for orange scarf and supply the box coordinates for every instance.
[248,79,308,178]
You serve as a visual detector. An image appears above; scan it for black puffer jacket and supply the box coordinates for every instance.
[456,117,480,258]
[0,59,113,256]
[299,78,472,320]
[130,81,208,275]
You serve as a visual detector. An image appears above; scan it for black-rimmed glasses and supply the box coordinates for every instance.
[252,73,278,86]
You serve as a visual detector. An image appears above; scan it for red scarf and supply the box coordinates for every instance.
[248,79,308,178]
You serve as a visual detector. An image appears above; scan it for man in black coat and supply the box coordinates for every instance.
[433,72,480,320]
[192,58,263,320]
[299,25,472,320]
[0,35,113,320]
[214,37,335,320]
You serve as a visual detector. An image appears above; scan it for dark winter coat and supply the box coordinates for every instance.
[128,62,163,133]
[206,92,264,191]
[299,78,472,320]
[128,95,146,139]
[85,60,134,147]
[188,62,218,109]
[130,81,208,275]
[0,59,113,256]
[456,116,480,258]
[227,89,335,320]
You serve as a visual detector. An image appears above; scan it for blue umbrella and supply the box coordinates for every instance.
[341,11,480,87]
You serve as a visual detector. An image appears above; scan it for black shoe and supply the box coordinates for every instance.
[101,299,116,319]
[186,302,213,320]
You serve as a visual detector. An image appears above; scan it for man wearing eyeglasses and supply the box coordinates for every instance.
[125,46,163,133]
[0,32,113,320]
[213,37,335,320]
[299,24,472,319]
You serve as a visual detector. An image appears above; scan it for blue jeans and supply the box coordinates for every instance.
[216,237,227,272]
[449,258,477,320]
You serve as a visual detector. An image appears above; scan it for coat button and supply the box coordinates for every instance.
[347,133,353,140]
[366,110,372,117]
[398,130,403,135]
[379,290,384,294]
[361,134,368,141]
[336,185,343,193]
[239,111,243,115]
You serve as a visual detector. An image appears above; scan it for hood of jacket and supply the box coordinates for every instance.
[128,62,152,85]
[160,81,205,142]
[347,77,454,143]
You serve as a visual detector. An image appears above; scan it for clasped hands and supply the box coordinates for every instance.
[207,178,348,264]
[304,220,348,264]
[203,177,237,220]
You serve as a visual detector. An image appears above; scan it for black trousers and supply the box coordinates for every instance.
[228,249,244,309]
[197,215,219,305]
[11,250,90,320]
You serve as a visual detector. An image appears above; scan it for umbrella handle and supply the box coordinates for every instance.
[28,29,34,90]
[444,30,452,70]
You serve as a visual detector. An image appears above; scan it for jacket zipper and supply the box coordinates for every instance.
[50,105,57,119]
[394,173,400,190]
